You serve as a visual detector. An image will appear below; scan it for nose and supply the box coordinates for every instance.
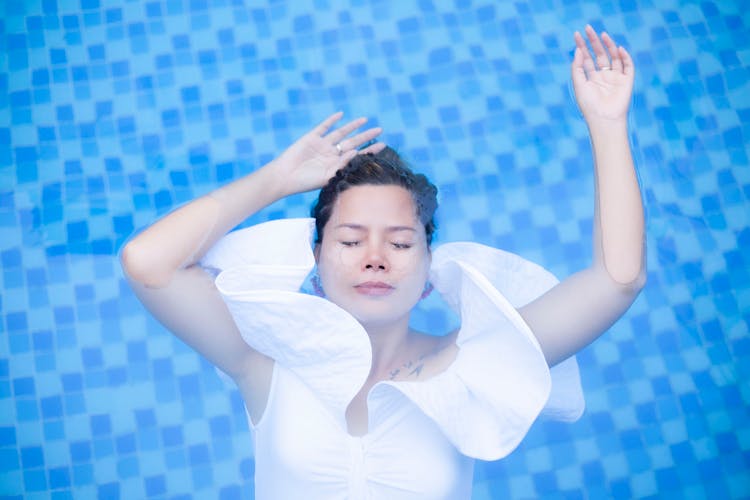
[363,243,388,272]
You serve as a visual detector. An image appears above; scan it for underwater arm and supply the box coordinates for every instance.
[120,113,383,383]
[518,26,646,366]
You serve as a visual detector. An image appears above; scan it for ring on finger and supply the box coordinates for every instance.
[335,143,343,155]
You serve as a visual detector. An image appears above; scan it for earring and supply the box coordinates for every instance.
[311,274,325,297]
[420,282,434,300]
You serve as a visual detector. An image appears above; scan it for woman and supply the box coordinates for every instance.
[121,26,645,499]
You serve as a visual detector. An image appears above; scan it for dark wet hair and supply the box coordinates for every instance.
[311,146,438,245]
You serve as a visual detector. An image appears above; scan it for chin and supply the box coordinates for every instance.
[355,312,410,330]
[333,296,417,328]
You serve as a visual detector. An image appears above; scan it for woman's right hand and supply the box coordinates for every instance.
[271,112,385,195]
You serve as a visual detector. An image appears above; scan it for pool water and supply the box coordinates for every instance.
[1,0,748,498]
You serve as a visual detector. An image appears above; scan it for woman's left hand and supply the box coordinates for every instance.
[572,25,634,126]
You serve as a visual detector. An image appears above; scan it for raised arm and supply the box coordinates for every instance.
[518,26,646,366]
[122,113,382,287]
[120,113,383,418]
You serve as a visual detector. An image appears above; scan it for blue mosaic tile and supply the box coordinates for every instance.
[1,0,749,497]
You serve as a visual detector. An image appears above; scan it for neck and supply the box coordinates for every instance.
[363,316,413,376]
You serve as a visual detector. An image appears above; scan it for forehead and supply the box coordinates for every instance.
[331,184,418,224]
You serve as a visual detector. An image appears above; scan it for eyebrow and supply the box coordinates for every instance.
[334,223,417,233]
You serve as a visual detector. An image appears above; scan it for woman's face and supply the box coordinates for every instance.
[316,184,431,328]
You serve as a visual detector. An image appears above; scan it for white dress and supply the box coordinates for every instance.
[200,218,585,500]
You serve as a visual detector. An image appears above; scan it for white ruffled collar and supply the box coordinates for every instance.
[201,218,584,460]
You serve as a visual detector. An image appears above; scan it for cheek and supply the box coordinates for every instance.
[330,246,359,269]
[318,242,355,269]
[316,244,351,290]
[397,249,428,273]
[409,254,432,289]
[387,252,432,297]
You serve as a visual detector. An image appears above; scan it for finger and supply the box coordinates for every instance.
[338,127,382,151]
[328,117,368,144]
[571,46,588,88]
[574,31,596,77]
[313,111,344,136]
[585,25,610,70]
[600,32,621,72]
[620,46,635,79]
[359,142,387,155]
[339,149,359,163]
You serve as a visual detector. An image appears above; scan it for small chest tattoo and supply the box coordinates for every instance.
[389,358,426,380]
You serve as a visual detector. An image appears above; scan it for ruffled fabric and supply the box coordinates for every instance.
[200,218,584,461]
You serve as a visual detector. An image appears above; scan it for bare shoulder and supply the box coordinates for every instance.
[430,329,460,370]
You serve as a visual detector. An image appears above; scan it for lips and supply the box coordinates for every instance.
[354,281,395,296]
